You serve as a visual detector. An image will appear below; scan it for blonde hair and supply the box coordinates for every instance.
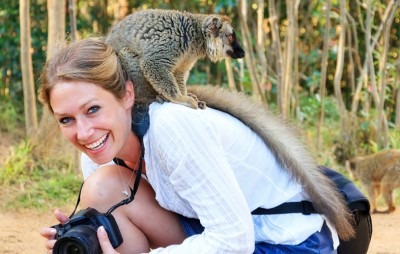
[39,38,127,112]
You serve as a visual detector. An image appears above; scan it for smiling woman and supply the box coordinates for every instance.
[38,38,186,253]
[49,80,133,165]
[38,37,354,254]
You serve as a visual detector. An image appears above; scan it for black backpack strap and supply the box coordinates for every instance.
[131,104,150,137]
[251,201,318,215]
[251,166,371,218]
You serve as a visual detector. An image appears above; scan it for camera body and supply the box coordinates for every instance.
[52,208,123,254]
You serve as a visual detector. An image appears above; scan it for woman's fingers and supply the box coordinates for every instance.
[98,226,120,254]
[54,209,69,224]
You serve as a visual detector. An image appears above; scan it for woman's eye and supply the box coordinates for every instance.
[59,117,72,125]
[88,106,100,114]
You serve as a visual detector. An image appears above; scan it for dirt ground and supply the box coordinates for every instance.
[1,132,400,253]
[0,206,399,253]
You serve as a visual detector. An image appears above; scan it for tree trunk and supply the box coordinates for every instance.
[316,0,331,150]
[238,0,263,103]
[376,0,399,148]
[68,0,82,173]
[19,0,38,137]
[396,64,400,129]
[69,0,78,41]
[47,0,66,59]
[351,0,394,113]
[225,59,237,91]
[268,0,283,112]
[282,0,299,119]
[334,0,352,146]
[256,0,267,99]
[32,0,68,161]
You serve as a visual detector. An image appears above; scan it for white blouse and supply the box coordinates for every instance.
[82,102,336,253]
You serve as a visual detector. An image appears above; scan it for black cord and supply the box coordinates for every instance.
[106,137,145,215]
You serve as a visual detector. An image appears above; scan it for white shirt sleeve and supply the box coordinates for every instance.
[80,153,115,180]
[146,104,255,253]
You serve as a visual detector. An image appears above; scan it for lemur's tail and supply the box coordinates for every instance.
[188,85,355,241]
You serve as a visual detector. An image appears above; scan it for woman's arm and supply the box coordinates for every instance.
[147,104,255,253]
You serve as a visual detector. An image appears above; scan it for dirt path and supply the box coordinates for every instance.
[0,207,399,253]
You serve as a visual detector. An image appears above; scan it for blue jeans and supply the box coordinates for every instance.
[178,215,336,254]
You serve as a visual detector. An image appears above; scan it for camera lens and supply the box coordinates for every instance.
[60,240,86,254]
[53,225,101,254]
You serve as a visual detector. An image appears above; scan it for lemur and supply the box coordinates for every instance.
[106,9,355,242]
[105,9,245,109]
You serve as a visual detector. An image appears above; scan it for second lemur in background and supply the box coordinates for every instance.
[105,9,245,109]
[346,149,400,213]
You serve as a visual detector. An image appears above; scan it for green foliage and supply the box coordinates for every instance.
[0,0,47,119]
[0,95,23,132]
[0,141,81,210]
[298,94,339,127]
[388,128,400,149]
[0,1,21,98]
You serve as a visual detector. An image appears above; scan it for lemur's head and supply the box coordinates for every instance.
[203,15,245,62]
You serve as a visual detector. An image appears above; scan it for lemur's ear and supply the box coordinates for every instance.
[203,16,222,38]
[346,159,356,170]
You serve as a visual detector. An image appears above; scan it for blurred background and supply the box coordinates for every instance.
[1,0,399,211]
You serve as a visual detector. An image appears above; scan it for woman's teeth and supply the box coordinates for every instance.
[85,134,108,150]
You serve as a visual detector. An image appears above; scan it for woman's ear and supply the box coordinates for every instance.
[123,81,135,109]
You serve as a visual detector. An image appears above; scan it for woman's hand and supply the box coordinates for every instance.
[39,209,69,253]
[97,226,121,254]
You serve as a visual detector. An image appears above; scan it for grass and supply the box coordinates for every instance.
[0,139,82,211]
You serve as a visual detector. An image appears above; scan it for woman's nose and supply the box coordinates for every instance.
[76,118,94,141]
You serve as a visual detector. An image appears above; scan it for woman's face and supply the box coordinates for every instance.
[50,81,134,164]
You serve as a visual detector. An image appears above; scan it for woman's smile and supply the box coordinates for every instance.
[84,133,109,151]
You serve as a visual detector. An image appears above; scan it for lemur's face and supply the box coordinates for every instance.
[205,17,245,62]
[221,24,245,59]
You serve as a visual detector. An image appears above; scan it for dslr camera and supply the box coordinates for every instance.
[51,208,123,254]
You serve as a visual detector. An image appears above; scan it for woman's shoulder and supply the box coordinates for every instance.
[149,102,209,124]
[147,102,227,138]
[148,101,246,131]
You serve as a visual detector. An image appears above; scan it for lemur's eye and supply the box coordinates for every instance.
[227,34,234,44]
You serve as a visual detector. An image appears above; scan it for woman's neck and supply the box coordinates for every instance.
[117,131,141,169]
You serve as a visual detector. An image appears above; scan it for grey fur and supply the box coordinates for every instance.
[105,9,245,108]
[188,85,356,241]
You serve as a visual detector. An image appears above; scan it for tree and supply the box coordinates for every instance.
[19,0,38,137]
[316,0,331,150]
[238,0,263,102]
[32,0,69,162]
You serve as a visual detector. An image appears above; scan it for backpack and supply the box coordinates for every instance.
[252,166,372,254]
[322,166,372,254]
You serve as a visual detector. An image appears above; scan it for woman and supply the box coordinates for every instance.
[39,38,352,253]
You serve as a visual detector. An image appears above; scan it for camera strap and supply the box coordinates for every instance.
[106,138,145,215]
[107,104,149,215]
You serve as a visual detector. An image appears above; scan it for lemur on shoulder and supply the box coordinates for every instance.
[105,9,245,109]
